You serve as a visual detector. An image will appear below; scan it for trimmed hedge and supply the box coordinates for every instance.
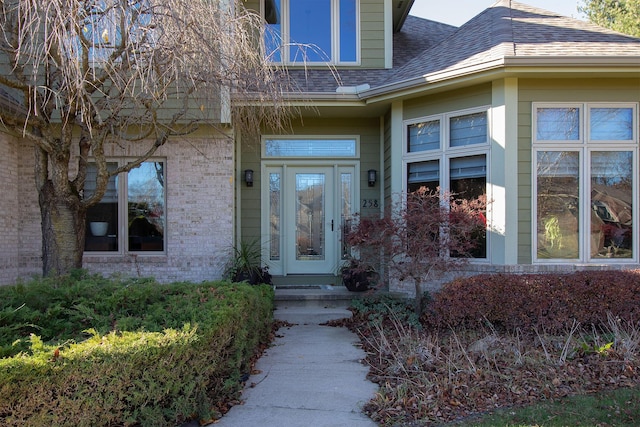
[424,270,640,333]
[0,272,274,426]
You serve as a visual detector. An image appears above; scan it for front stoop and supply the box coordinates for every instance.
[275,284,365,301]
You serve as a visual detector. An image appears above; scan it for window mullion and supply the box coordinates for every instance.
[119,161,128,253]
[283,0,290,63]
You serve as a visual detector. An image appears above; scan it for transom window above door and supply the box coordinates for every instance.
[263,138,357,158]
[263,0,359,64]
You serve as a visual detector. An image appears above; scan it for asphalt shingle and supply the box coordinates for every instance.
[289,0,640,96]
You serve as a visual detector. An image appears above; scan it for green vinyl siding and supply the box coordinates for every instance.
[239,133,263,242]
[403,84,493,121]
[360,0,385,67]
[517,78,640,264]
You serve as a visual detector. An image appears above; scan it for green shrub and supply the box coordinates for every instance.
[0,272,274,426]
[424,270,640,333]
[351,294,422,330]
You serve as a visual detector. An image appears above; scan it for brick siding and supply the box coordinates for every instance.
[0,132,235,285]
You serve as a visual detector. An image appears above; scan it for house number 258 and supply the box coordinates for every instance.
[362,199,379,208]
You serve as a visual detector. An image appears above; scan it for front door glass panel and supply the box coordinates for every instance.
[295,173,326,261]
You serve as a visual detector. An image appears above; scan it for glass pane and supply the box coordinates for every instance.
[451,155,487,258]
[450,112,487,147]
[85,163,119,252]
[408,160,439,193]
[269,173,281,260]
[339,0,357,62]
[295,173,325,260]
[408,120,440,152]
[340,172,352,259]
[590,108,634,141]
[290,0,332,62]
[265,139,356,157]
[128,162,165,252]
[536,107,580,141]
[536,151,580,259]
[264,0,282,62]
[591,151,633,259]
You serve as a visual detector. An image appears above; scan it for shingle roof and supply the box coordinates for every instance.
[286,15,456,93]
[289,0,640,96]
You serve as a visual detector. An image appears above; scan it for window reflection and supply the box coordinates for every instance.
[84,161,165,253]
[85,163,119,252]
[591,151,633,258]
[128,162,165,251]
[450,155,486,258]
[590,108,633,141]
[536,151,580,259]
[264,0,358,64]
[536,107,580,141]
[408,120,440,152]
[269,173,281,260]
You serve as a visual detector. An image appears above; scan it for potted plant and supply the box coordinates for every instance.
[340,257,377,292]
[224,239,272,285]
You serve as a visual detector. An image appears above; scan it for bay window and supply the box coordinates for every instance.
[533,103,637,262]
[85,160,166,253]
[404,107,489,259]
[263,0,358,64]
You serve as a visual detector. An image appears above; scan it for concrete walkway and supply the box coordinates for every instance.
[212,299,379,427]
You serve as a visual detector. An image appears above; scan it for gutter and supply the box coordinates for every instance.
[356,56,640,104]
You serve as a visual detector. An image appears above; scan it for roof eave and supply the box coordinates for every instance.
[359,56,640,104]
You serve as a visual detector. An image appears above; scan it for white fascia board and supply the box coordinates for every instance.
[360,56,640,104]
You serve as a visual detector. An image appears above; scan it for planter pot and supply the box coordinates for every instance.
[341,269,376,292]
[90,221,109,237]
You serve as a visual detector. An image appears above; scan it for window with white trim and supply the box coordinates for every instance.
[404,107,489,258]
[533,103,637,262]
[84,160,166,253]
[263,0,358,64]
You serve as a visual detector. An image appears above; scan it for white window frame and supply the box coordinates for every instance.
[84,158,167,256]
[261,0,360,65]
[532,102,638,264]
[261,135,360,158]
[403,106,491,261]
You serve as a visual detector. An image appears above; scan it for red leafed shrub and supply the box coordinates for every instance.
[424,270,640,333]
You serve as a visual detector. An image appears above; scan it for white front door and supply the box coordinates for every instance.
[263,164,356,276]
[285,167,336,274]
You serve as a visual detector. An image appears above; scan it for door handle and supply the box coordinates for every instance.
[331,219,334,231]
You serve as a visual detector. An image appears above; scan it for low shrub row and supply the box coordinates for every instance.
[424,270,640,333]
[0,271,274,426]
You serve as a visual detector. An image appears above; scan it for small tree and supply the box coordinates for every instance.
[0,0,295,277]
[345,187,487,314]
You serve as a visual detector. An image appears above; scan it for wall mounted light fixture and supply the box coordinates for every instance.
[244,169,254,187]
[368,169,377,187]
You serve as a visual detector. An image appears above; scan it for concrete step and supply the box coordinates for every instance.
[274,284,364,301]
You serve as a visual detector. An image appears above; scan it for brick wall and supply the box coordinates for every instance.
[1,132,235,285]
[0,132,22,283]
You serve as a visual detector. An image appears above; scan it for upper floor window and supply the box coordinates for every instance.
[263,0,358,64]
[78,0,154,65]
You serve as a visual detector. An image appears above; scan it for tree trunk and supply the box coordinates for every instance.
[38,180,86,277]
